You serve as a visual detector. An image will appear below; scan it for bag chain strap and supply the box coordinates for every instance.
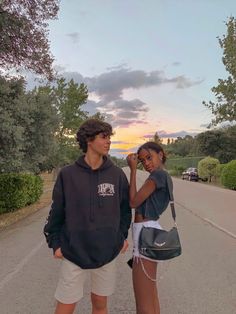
[140,257,158,282]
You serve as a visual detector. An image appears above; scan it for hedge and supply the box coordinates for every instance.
[166,156,205,173]
[216,163,227,178]
[0,173,43,214]
[221,160,236,190]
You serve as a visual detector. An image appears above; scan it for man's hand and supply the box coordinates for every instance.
[120,239,129,254]
[54,247,63,258]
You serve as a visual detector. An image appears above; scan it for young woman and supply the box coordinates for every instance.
[126,141,173,314]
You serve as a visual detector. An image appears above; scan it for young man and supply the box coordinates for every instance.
[44,119,131,314]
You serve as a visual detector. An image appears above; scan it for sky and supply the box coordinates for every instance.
[29,0,236,157]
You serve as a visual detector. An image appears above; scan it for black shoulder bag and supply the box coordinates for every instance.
[138,174,182,261]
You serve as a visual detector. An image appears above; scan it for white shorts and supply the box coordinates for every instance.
[55,257,117,304]
[132,220,163,262]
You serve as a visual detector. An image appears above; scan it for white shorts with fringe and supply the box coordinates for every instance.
[132,220,163,262]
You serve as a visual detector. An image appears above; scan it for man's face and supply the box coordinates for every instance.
[87,132,111,156]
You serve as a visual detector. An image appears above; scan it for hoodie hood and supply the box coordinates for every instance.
[75,155,113,171]
[75,155,114,213]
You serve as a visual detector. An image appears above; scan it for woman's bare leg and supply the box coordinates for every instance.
[132,258,160,314]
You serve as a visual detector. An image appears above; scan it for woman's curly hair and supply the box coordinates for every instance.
[76,119,113,153]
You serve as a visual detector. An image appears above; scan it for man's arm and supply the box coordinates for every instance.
[43,171,65,254]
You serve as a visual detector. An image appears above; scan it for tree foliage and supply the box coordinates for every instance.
[152,132,162,145]
[165,126,236,163]
[0,76,60,173]
[53,78,88,137]
[0,0,59,80]
[24,85,60,173]
[221,160,236,190]
[0,74,106,173]
[166,135,196,157]
[195,126,236,163]
[198,157,220,182]
[0,76,27,172]
[0,66,116,178]
[203,16,236,126]
[51,78,89,166]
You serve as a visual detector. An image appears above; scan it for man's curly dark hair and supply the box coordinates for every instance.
[76,119,113,153]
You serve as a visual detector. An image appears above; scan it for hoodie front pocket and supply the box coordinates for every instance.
[69,227,121,264]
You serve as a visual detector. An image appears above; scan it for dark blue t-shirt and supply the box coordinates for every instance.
[135,169,172,220]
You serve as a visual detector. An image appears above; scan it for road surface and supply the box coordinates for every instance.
[0,168,235,313]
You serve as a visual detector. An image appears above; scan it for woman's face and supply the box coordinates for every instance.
[138,148,163,172]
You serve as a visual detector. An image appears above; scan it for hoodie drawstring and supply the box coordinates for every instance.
[89,171,95,221]
[98,170,103,208]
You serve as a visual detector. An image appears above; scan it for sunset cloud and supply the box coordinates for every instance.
[51,67,203,128]
[26,66,204,128]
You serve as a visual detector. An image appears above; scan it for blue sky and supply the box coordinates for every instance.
[38,0,236,156]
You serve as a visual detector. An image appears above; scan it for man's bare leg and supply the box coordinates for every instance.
[54,301,77,314]
[91,293,108,314]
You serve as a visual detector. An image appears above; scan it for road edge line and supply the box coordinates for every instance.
[176,201,236,240]
[203,218,236,239]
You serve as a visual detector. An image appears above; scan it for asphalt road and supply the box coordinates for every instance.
[0,168,235,314]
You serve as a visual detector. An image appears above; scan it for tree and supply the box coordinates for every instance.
[0,0,59,80]
[195,128,236,163]
[52,78,89,166]
[203,16,236,126]
[89,112,106,121]
[221,160,236,190]
[0,76,60,173]
[195,131,223,157]
[0,76,27,172]
[198,157,220,182]
[166,135,195,157]
[152,132,162,145]
[53,78,88,137]
[23,85,60,173]
[0,74,106,173]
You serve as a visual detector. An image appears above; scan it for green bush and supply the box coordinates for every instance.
[221,160,236,190]
[168,169,179,176]
[0,173,43,214]
[216,163,227,178]
[198,157,220,182]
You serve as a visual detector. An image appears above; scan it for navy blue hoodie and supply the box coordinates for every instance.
[44,156,131,269]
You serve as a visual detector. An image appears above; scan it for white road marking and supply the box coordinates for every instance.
[176,201,236,240]
[203,218,236,239]
[0,240,45,290]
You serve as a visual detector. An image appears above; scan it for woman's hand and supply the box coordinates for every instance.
[126,153,138,170]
